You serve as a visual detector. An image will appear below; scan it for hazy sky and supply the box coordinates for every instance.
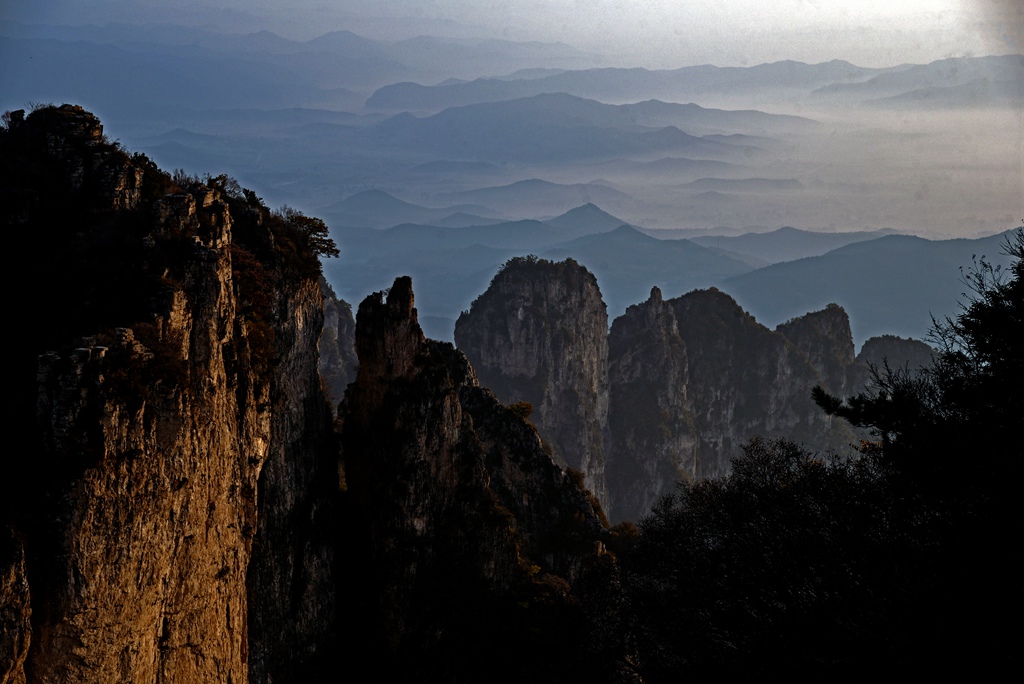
[3,0,1021,67]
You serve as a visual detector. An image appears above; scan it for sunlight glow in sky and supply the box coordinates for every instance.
[2,0,1020,67]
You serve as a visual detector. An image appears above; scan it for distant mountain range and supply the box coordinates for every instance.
[430,179,641,218]
[358,94,758,164]
[720,230,1019,342]
[689,226,898,263]
[322,197,1017,345]
[3,19,1015,245]
[0,21,601,101]
[811,54,1024,107]
[366,59,895,111]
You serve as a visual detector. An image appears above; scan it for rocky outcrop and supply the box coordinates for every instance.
[606,288,857,521]
[777,303,856,396]
[604,286,694,523]
[1,105,142,216]
[0,528,30,684]
[341,276,607,679]
[318,278,358,407]
[1,105,337,684]
[451,257,875,523]
[454,257,610,504]
[849,335,935,390]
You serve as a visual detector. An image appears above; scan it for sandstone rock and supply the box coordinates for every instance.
[0,528,30,684]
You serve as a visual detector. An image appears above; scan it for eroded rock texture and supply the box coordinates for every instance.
[777,303,856,396]
[848,334,936,391]
[455,257,610,503]
[318,278,358,407]
[1,105,336,684]
[606,288,859,521]
[341,276,608,680]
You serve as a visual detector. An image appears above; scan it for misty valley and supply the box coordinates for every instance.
[1,12,1022,684]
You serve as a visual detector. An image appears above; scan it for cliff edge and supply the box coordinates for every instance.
[1,105,337,683]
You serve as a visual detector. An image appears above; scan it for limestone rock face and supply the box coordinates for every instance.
[606,289,856,522]
[2,105,336,684]
[246,278,338,684]
[26,206,264,683]
[318,279,358,407]
[0,528,30,684]
[341,276,605,675]
[455,257,610,503]
[776,303,856,396]
[849,335,935,390]
[605,287,693,523]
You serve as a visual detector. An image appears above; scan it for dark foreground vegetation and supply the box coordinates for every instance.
[620,229,1022,679]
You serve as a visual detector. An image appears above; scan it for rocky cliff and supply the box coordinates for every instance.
[847,334,936,391]
[456,255,941,523]
[1,105,621,683]
[318,278,358,407]
[454,257,610,503]
[776,303,856,396]
[603,286,693,522]
[340,276,610,680]
[1,105,337,683]
[606,288,857,521]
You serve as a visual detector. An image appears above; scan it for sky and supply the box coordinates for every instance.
[3,0,1022,68]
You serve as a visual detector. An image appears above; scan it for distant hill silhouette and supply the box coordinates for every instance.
[810,54,1023,107]
[367,60,892,112]
[719,231,1017,343]
[690,226,898,263]
[543,226,753,315]
[320,189,501,228]
[544,203,633,233]
[432,179,641,218]
[363,95,752,164]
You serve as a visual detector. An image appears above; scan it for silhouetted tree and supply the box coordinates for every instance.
[624,227,1023,679]
[814,227,1023,495]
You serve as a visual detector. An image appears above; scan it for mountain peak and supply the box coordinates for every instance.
[546,203,630,233]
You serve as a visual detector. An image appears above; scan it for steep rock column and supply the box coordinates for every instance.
[605,288,856,523]
[317,279,358,407]
[340,276,605,678]
[27,203,268,683]
[246,278,339,684]
[0,527,30,684]
[776,303,856,396]
[3,105,341,684]
[454,257,610,504]
[605,287,695,523]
